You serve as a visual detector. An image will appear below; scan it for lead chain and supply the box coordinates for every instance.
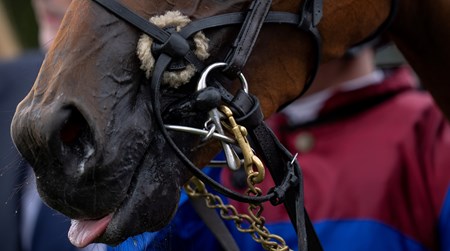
[184,177,289,251]
[184,106,290,251]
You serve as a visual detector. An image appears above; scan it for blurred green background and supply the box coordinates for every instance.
[1,0,38,49]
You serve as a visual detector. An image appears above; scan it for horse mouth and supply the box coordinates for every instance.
[68,159,180,248]
[68,214,113,248]
[52,108,184,247]
[66,152,181,248]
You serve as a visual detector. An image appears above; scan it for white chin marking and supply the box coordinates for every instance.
[136,11,210,88]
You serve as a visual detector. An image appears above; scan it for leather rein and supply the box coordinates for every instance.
[89,0,397,250]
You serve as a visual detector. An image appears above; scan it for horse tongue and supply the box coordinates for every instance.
[68,214,113,248]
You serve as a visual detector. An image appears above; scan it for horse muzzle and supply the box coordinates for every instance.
[11,91,185,246]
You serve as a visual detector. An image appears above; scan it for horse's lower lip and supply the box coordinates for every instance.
[68,213,114,248]
[67,141,152,247]
[65,139,183,246]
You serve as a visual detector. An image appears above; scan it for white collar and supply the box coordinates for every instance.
[281,70,384,125]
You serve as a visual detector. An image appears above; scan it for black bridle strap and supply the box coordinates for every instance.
[149,53,322,250]
[214,82,322,251]
[250,124,321,251]
[92,0,396,106]
[92,0,323,96]
[297,0,322,97]
[223,0,272,77]
[92,0,170,42]
[150,53,276,205]
[92,0,206,70]
[181,7,323,97]
[91,0,322,206]
[350,0,399,48]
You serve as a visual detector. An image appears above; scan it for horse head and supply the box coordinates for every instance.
[11,0,393,247]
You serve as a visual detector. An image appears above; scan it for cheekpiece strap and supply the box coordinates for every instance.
[223,0,273,78]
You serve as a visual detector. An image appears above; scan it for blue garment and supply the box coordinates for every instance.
[110,181,450,251]
[439,189,450,250]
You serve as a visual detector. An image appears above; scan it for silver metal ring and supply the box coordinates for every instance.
[197,62,249,93]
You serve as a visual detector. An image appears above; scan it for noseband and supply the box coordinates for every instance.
[89,0,397,250]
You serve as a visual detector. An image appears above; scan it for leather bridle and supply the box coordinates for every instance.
[89,0,398,250]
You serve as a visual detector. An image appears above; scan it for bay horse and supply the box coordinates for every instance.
[10,0,450,249]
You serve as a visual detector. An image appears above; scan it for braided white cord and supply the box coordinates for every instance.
[136,11,210,88]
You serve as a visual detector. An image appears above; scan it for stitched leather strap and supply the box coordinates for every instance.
[249,124,322,251]
[92,0,169,42]
[223,0,272,77]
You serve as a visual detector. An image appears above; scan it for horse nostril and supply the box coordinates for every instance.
[60,108,86,144]
[59,113,82,145]
[53,106,97,176]
[59,107,92,147]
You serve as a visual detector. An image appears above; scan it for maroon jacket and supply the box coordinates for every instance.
[221,67,450,250]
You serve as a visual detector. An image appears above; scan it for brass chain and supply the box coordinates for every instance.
[184,105,290,251]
